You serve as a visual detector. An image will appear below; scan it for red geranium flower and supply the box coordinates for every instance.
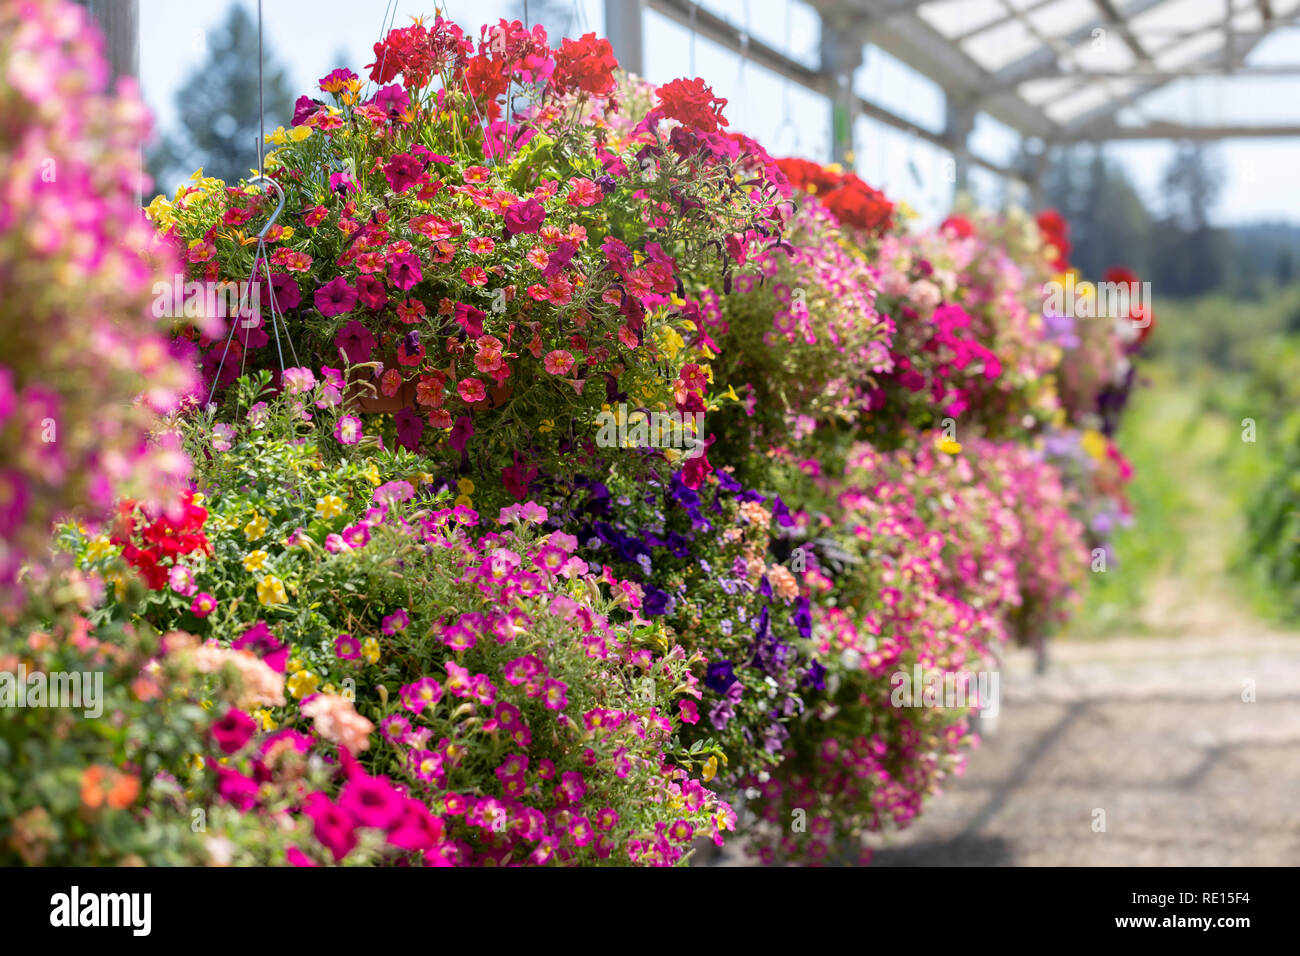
[553,33,618,97]
[655,77,729,133]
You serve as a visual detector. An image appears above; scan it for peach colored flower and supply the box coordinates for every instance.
[302,693,374,754]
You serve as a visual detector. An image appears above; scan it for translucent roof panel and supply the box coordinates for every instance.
[916,0,1010,40]
[765,0,1298,142]
[962,17,1047,70]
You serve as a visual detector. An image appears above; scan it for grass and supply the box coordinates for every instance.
[1068,361,1254,637]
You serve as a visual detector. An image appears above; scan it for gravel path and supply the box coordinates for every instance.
[865,630,1300,866]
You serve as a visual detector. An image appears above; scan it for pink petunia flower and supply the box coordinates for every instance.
[334,414,363,445]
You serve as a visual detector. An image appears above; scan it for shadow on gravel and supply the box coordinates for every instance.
[869,834,1017,866]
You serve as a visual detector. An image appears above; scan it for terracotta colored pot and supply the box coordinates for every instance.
[344,353,417,413]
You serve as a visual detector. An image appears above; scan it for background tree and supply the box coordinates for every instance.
[147,4,296,196]
[1044,146,1153,280]
[1148,142,1229,297]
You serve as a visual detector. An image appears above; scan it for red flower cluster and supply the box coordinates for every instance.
[655,77,729,133]
[110,490,211,590]
[367,16,472,89]
[1104,266,1156,345]
[1035,209,1071,271]
[776,157,894,237]
[553,33,618,97]
[939,214,975,239]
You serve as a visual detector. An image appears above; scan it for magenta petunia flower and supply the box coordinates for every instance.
[372,83,410,118]
[356,274,388,311]
[191,592,217,617]
[305,793,358,862]
[0,469,30,536]
[328,170,358,195]
[339,774,406,830]
[380,714,412,744]
[291,94,320,126]
[382,608,410,635]
[387,253,423,291]
[448,415,474,451]
[335,633,361,660]
[373,480,414,505]
[401,677,444,715]
[394,406,424,451]
[542,678,569,711]
[384,153,424,193]
[678,699,700,725]
[211,708,257,754]
[454,302,485,337]
[504,197,546,235]
[285,846,318,867]
[215,766,260,811]
[341,522,371,548]
[232,620,290,672]
[315,277,357,318]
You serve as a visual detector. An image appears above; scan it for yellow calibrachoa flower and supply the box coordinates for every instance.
[1080,428,1109,463]
[285,657,302,674]
[457,478,475,496]
[243,549,269,572]
[315,495,344,520]
[244,512,268,541]
[144,194,175,229]
[454,494,474,508]
[702,755,718,782]
[252,709,276,731]
[415,471,435,485]
[84,535,115,563]
[286,670,320,699]
[654,325,685,361]
[361,461,381,486]
[257,574,287,606]
[361,637,380,664]
[936,436,962,455]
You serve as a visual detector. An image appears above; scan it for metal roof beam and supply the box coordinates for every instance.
[1062,121,1300,140]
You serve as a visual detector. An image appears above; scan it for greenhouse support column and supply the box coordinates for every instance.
[73,0,141,204]
[73,0,138,85]
[820,17,868,168]
[1026,147,1049,211]
[944,97,976,195]
[605,0,645,77]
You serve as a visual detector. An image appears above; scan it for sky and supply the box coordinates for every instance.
[137,0,1300,226]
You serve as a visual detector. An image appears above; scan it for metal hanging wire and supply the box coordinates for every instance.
[772,0,800,155]
[206,175,298,407]
[734,0,752,131]
[207,1,300,408]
